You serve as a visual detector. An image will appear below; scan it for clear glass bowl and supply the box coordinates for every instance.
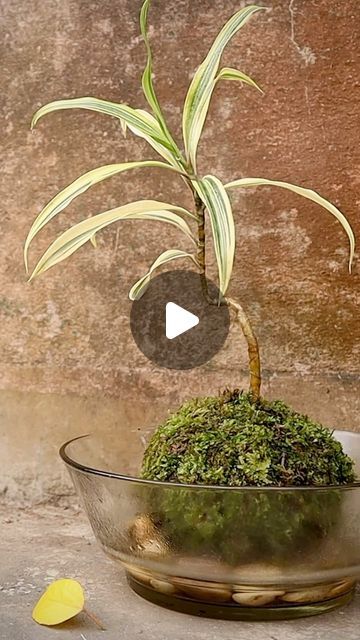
[60,430,360,620]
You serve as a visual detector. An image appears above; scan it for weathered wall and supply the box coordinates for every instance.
[1,0,360,503]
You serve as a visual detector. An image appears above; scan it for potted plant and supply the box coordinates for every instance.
[28,1,360,621]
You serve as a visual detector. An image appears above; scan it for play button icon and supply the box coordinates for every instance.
[130,270,230,370]
[166,302,199,340]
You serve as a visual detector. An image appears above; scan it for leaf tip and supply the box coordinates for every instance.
[30,113,38,130]
[254,4,271,13]
[348,253,354,274]
[129,287,144,302]
[28,265,39,282]
[348,235,356,273]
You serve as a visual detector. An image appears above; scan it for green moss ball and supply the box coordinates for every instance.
[140,392,355,565]
[141,391,355,486]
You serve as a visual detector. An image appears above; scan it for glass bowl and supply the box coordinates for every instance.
[60,430,360,620]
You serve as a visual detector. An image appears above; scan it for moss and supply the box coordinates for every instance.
[144,485,342,565]
[141,391,355,486]
[140,391,356,565]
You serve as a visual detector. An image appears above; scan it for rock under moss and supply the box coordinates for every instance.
[141,391,355,486]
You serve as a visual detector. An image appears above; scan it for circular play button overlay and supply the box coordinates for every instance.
[130,270,230,370]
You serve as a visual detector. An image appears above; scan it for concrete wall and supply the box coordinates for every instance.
[1,0,360,504]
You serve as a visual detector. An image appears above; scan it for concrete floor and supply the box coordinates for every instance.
[1,505,360,640]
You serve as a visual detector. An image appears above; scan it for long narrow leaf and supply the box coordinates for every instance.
[24,160,188,273]
[194,175,235,295]
[182,5,264,171]
[29,201,196,280]
[140,1,184,166]
[139,0,180,150]
[140,0,163,122]
[226,177,355,271]
[31,98,182,168]
[129,249,199,300]
[216,67,263,93]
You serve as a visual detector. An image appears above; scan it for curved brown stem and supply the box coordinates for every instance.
[225,297,261,400]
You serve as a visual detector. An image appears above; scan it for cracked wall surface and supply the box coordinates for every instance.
[1,0,360,503]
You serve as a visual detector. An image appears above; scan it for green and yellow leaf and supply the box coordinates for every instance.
[140,0,181,161]
[216,67,263,93]
[29,200,196,280]
[130,109,184,167]
[32,98,182,169]
[194,175,235,295]
[140,0,160,117]
[129,249,199,300]
[24,159,186,273]
[182,5,265,170]
[120,118,128,136]
[90,234,97,248]
[226,177,355,271]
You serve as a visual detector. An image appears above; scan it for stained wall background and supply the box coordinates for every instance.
[1,0,360,504]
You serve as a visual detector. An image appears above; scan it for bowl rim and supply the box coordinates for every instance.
[59,432,360,492]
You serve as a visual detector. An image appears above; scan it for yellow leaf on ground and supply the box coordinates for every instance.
[32,578,85,626]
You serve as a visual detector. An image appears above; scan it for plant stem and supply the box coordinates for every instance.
[194,192,209,300]
[225,297,261,400]
[188,180,262,400]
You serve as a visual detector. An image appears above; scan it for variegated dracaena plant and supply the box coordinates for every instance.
[26,1,355,400]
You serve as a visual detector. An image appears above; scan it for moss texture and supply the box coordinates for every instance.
[140,392,355,564]
[141,391,355,486]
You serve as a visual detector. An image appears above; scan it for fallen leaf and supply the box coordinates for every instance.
[32,578,85,626]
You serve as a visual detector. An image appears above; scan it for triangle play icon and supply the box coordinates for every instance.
[165,302,199,340]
